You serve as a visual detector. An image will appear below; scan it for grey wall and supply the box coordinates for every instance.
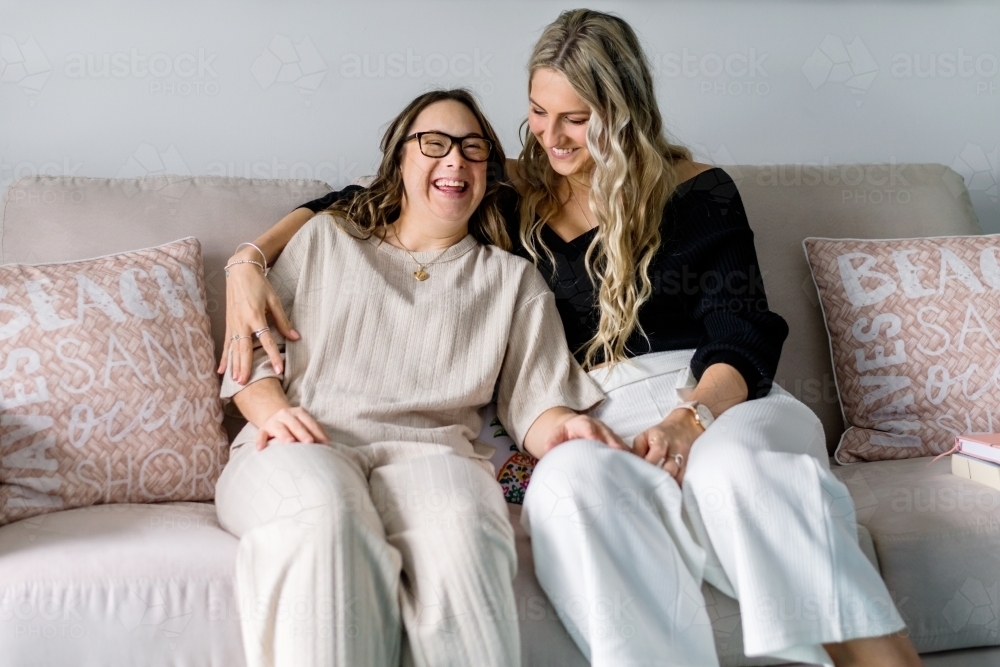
[2,0,998,230]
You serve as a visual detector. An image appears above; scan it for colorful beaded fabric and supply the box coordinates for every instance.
[497,452,539,505]
[479,407,538,504]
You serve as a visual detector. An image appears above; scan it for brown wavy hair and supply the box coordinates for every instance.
[518,9,693,368]
[328,88,512,249]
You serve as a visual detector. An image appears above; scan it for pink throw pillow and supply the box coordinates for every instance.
[804,235,1000,463]
[0,237,228,524]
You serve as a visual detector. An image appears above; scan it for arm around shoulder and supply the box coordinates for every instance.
[251,186,365,263]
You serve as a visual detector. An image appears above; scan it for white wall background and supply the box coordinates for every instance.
[2,0,998,230]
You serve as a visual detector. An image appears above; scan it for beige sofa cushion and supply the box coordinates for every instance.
[0,502,243,666]
[732,164,982,453]
[833,456,1000,653]
[5,168,982,456]
[1,176,333,365]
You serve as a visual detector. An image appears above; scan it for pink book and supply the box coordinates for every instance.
[948,433,1000,465]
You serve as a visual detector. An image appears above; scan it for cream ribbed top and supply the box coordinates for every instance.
[221,214,605,456]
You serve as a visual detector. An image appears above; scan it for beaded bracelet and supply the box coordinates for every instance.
[234,242,268,273]
[224,259,267,277]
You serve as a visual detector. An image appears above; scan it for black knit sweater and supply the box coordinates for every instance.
[298,167,788,399]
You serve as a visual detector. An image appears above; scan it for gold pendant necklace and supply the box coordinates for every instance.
[392,226,449,281]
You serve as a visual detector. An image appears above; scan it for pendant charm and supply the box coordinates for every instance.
[414,269,429,281]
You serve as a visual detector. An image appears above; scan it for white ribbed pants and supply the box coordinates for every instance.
[521,350,906,667]
[215,436,518,667]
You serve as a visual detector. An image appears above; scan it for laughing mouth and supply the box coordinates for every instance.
[433,178,469,193]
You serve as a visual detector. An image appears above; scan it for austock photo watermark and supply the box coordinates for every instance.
[942,578,999,635]
[0,34,52,104]
[802,34,879,106]
[754,160,914,205]
[252,35,326,95]
[889,48,999,96]
[5,29,994,108]
[204,155,360,185]
[3,594,88,641]
[1,156,86,205]
[4,36,223,99]
[5,33,496,102]
[652,47,771,97]
[802,35,998,103]
[752,576,999,639]
[837,469,1000,533]
[252,35,496,98]
[689,144,916,206]
[949,143,999,205]
[340,47,495,89]
[64,47,221,97]
[0,147,358,208]
[755,591,902,626]
[887,484,1000,518]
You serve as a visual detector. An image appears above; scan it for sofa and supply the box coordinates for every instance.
[1,166,998,667]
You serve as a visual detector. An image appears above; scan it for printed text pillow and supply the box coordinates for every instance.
[804,235,1000,463]
[0,237,228,524]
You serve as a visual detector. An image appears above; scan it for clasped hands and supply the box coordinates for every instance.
[536,408,704,485]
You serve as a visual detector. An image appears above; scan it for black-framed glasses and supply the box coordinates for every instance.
[403,132,493,162]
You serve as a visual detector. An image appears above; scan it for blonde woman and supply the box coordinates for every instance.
[220,11,921,667]
[215,88,622,667]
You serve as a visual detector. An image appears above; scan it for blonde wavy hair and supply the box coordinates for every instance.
[329,88,512,249]
[519,9,693,369]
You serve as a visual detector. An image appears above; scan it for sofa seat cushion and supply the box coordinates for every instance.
[0,502,243,667]
[1,499,877,667]
[833,457,1000,653]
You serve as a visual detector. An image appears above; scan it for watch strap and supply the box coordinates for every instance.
[673,400,713,430]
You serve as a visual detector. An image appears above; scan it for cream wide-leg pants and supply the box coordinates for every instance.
[215,435,518,667]
[521,349,906,667]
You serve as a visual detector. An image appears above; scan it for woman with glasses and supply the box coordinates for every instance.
[220,11,921,667]
[214,88,622,667]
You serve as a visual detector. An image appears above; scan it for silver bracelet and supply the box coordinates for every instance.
[234,242,268,274]
[224,259,266,277]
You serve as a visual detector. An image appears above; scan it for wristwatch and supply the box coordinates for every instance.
[673,401,715,430]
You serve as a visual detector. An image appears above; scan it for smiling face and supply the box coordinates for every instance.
[398,99,488,228]
[528,67,594,179]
